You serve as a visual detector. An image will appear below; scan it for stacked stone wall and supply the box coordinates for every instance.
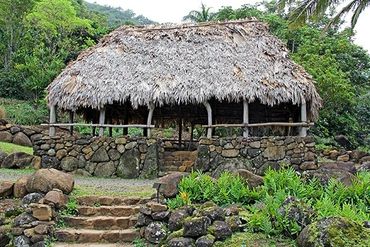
[33,135,162,179]
[0,124,43,147]
[195,136,317,177]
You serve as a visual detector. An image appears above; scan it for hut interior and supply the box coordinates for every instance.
[74,98,303,150]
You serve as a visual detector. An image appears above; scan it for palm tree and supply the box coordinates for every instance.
[278,0,370,29]
[183,3,216,22]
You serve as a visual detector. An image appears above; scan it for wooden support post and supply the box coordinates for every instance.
[108,117,113,137]
[243,100,249,138]
[123,113,128,135]
[300,100,307,137]
[49,105,57,136]
[69,111,74,135]
[189,123,194,150]
[178,118,182,148]
[203,101,212,138]
[146,103,155,138]
[99,108,106,137]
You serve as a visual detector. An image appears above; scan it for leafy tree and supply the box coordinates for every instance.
[183,4,216,22]
[278,0,370,29]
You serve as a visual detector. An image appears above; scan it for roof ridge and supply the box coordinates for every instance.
[118,18,262,32]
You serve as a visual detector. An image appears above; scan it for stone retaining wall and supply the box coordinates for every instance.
[0,124,43,147]
[195,136,317,177]
[33,135,162,178]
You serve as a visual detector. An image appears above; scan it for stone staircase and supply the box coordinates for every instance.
[162,150,198,172]
[54,196,150,245]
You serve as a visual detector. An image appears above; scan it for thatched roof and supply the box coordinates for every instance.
[47,19,322,120]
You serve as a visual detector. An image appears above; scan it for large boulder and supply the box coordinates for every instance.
[303,167,356,186]
[140,144,159,179]
[60,156,79,172]
[117,149,140,178]
[13,175,31,198]
[237,169,264,188]
[0,151,7,164]
[159,172,188,198]
[1,152,34,169]
[297,217,370,247]
[0,181,14,198]
[26,168,74,194]
[93,161,116,177]
[0,131,12,142]
[13,132,32,147]
[90,147,110,162]
[144,222,168,244]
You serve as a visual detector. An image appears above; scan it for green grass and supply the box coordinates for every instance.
[214,232,297,247]
[0,141,33,155]
[0,168,36,176]
[70,185,155,198]
[0,97,48,125]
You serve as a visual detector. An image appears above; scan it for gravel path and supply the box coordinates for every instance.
[0,169,157,196]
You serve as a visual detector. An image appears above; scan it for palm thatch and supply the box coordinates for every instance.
[47,19,322,121]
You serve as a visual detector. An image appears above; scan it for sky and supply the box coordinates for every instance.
[85,0,370,53]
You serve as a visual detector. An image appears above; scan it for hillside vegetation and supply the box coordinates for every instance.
[84,1,154,27]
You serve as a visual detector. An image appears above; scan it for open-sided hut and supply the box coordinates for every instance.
[47,20,322,141]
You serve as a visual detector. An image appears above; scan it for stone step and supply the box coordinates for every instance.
[76,196,150,206]
[64,216,137,230]
[78,205,140,217]
[55,228,140,243]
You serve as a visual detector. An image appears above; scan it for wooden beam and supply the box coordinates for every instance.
[99,108,106,137]
[146,103,155,138]
[243,100,249,138]
[42,123,155,128]
[49,105,57,136]
[202,122,314,128]
[300,100,307,137]
[69,111,74,135]
[203,101,212,138]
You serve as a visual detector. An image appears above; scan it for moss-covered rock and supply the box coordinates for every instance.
[183,216,211,238]
[225,216,242,232]
[195,234,215,247]
[297,217,370,247]
[278,196,316,237]
[167,229,184,241]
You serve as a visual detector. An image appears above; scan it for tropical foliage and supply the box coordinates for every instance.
[167,169,370,237]
[183,3,216,22]
[0,0,152,102]
[278,0,370,29]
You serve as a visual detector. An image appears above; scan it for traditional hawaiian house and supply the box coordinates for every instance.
[39,20,322,178]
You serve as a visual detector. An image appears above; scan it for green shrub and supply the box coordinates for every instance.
[0,98,48,125]
[61,198,78,216]
[168,169,370,238]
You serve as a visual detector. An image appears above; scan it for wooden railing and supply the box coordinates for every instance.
[201,122,314,128]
